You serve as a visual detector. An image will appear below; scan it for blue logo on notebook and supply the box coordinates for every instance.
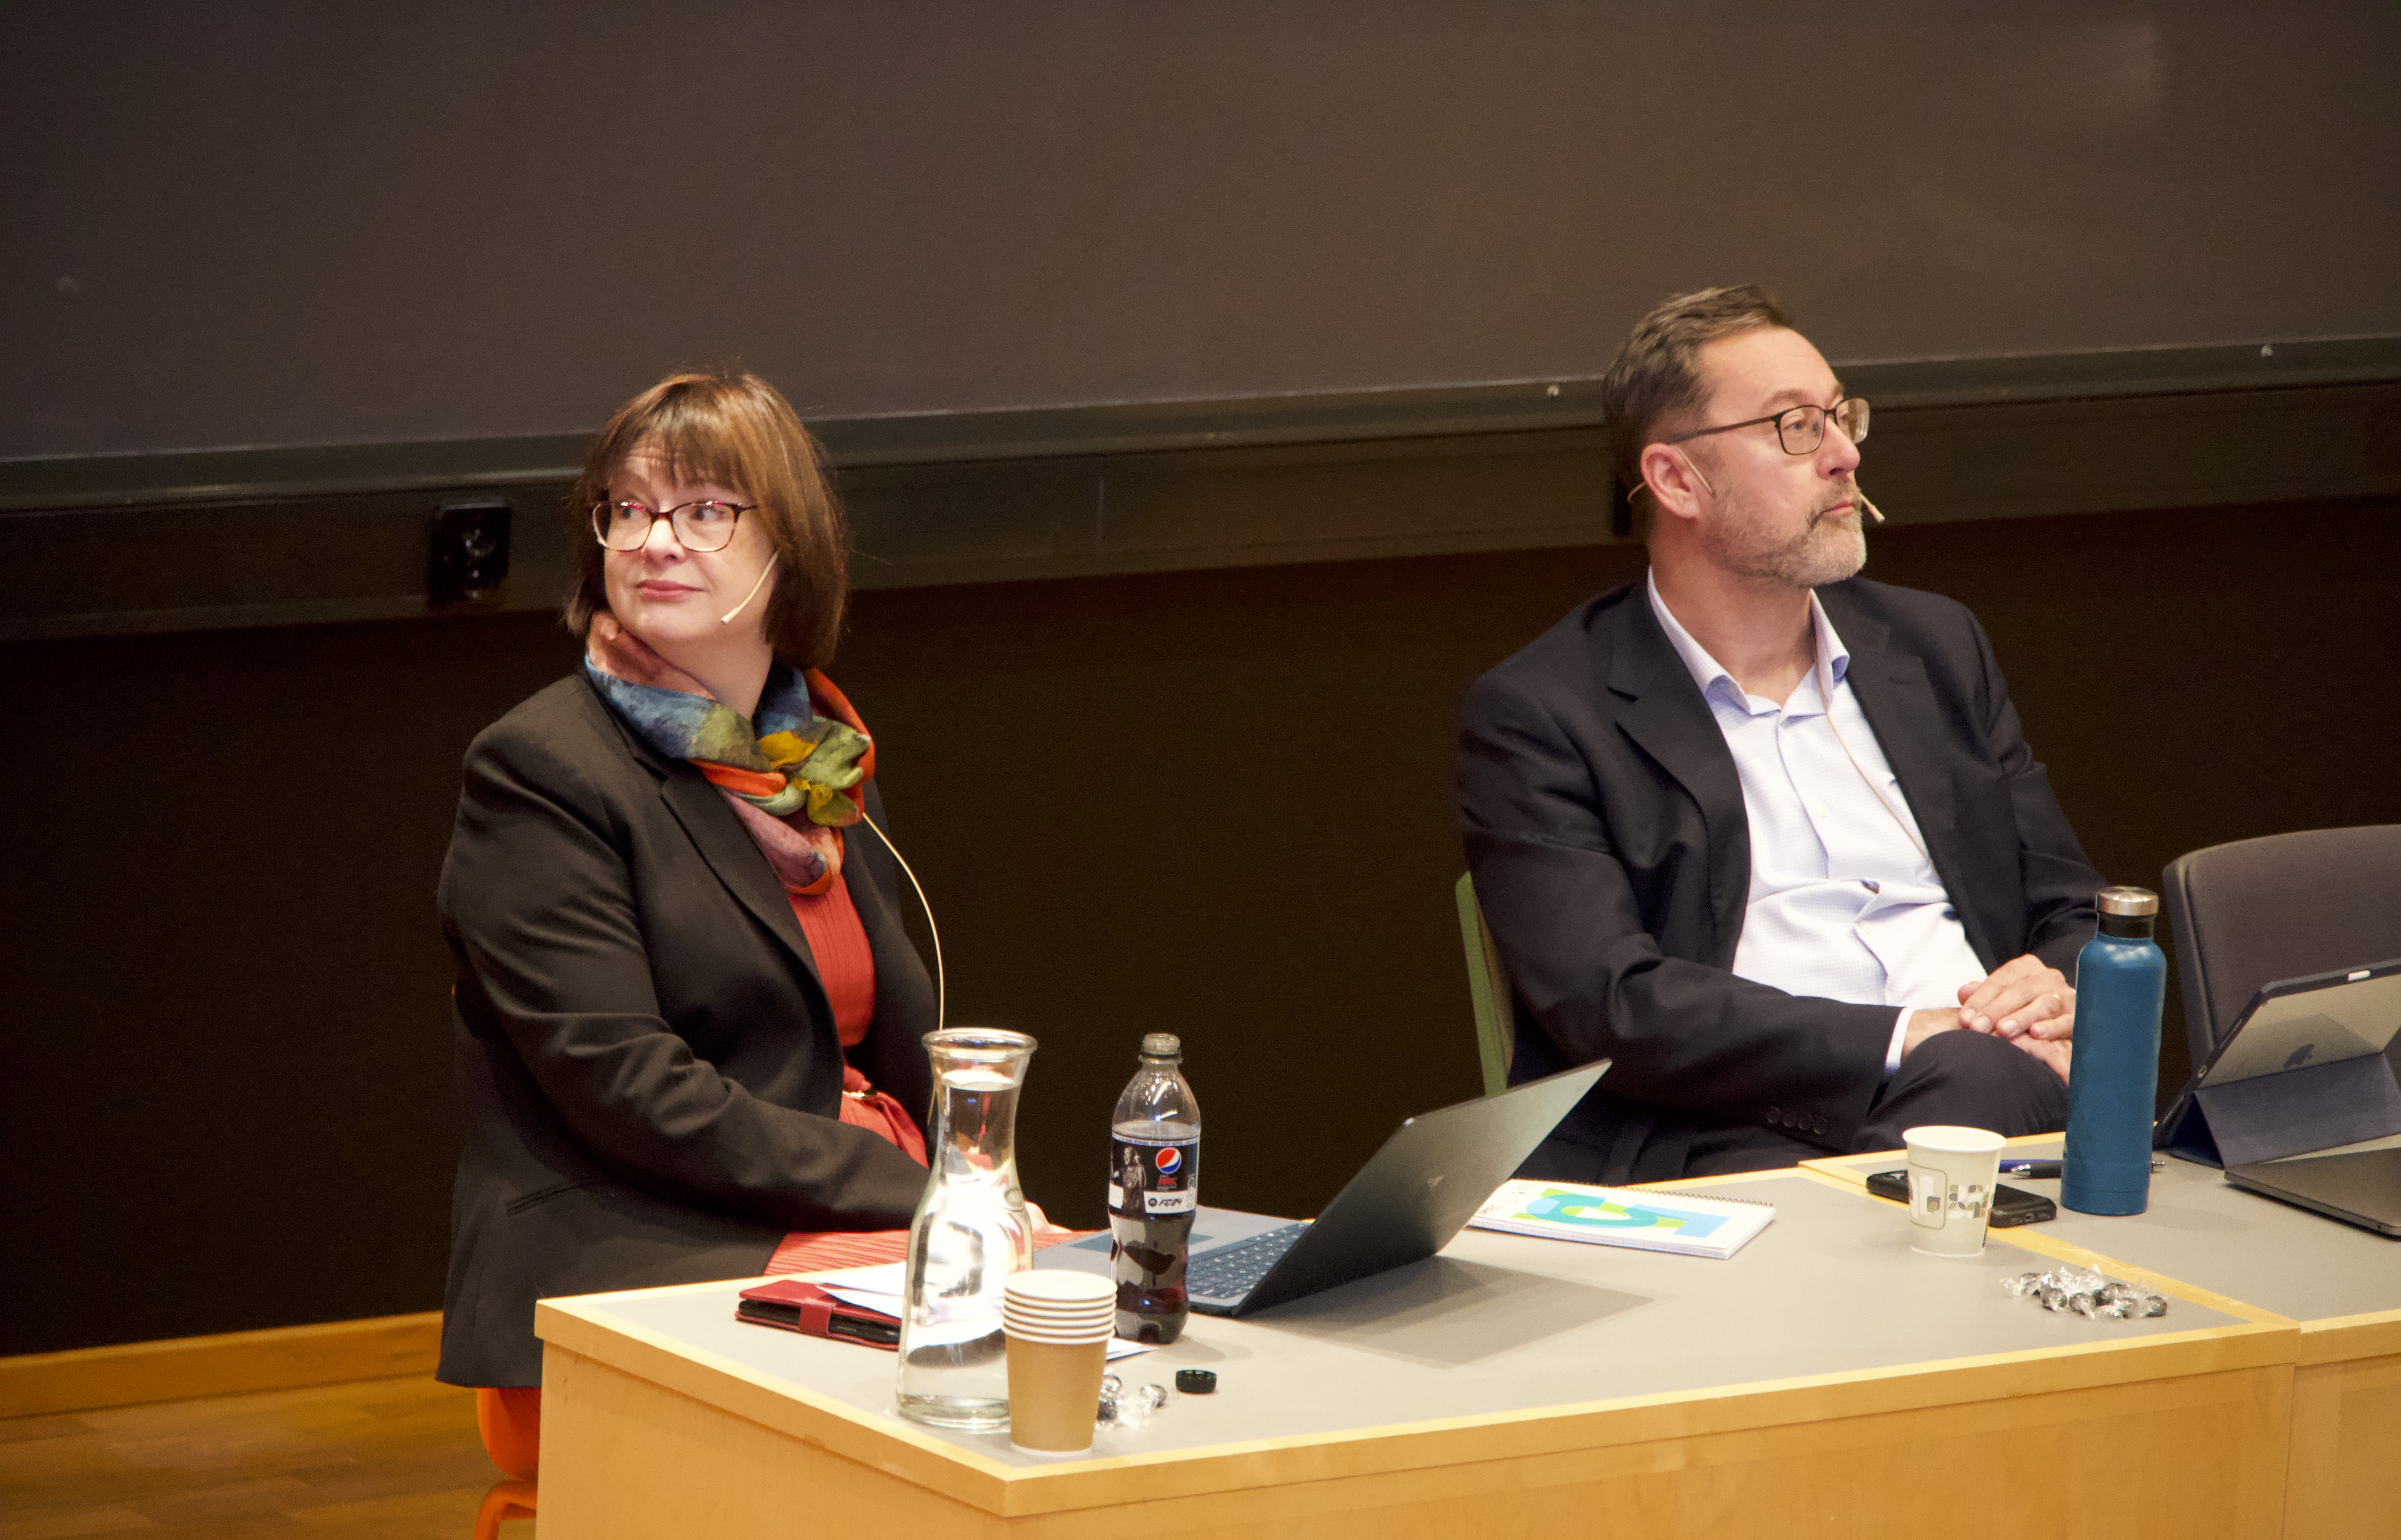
[1522,1188,1728,1239]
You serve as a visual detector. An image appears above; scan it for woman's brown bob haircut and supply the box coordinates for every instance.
[1602,284,1791,539]
[566,370,849,668]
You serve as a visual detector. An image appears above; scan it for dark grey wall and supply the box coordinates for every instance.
[5,0,2397,459]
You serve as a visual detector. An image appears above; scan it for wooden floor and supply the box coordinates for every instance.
[0,1376,526,1539]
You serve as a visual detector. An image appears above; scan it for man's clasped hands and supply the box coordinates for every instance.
[1905,954,2077,1082]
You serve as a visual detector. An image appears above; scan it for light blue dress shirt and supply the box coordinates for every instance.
[1646,572,1986,1074]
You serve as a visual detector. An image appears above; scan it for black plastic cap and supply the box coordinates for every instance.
[1174,1369,1217,1394]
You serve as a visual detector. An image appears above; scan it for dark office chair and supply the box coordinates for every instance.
[2161,825,2401,1068]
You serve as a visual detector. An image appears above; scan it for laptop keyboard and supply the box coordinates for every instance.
[1186,1222,1310,1300]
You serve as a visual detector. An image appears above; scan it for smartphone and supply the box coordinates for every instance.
[1866,1169,2056,1226]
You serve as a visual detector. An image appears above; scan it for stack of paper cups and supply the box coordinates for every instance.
[1002,1272,1116,1455]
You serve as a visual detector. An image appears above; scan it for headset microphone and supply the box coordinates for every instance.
[860,811,945,1029]
[718,559,777,625]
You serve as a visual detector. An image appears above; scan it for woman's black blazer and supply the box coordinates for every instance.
[435,673,938,1387]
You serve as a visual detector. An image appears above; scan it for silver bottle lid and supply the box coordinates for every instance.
[2096,886,2159,917]
[1141,1032,1182,1057]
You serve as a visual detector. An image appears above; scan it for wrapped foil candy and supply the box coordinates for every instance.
[1096,1373,1172,1430]
[2004,1264,2166,1319]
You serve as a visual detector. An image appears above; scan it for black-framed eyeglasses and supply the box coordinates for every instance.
[1663,397,1871,456]
[590,498,757,553]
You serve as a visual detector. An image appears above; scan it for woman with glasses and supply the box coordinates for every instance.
[432,371,941,1474]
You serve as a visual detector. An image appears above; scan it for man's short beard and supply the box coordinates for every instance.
[1705,486,1869,590]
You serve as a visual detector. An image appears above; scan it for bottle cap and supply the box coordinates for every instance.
[1174,1369,1217,1393]
[1141,1033,1182,1058]
[2096,886,2159,917]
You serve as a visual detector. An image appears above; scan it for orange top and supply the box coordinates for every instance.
[787,876,876,1045]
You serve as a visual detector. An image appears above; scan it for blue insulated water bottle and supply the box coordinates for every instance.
[2060,886,2168,1215]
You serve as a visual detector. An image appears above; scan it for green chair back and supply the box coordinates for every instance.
[1453,872,1514,1097]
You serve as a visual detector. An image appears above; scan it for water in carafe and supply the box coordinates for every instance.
[895,1032,1036,1429]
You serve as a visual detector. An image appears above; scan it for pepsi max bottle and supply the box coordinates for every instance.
[1109,1033,1202,1344]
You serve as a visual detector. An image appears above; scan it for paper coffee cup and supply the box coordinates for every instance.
[1003,1272,1115,1454]
[1002,1301,1113,1322]
[1903,1125,2006,1257]
[1002,1298,1113,1334]
[1006,1272,1117,1308]
[1005,1335,1110,1454]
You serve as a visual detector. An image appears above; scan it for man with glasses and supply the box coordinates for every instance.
[1456,286,2099,1183]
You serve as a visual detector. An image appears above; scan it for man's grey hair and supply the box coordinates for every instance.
[1602,284,1792,538]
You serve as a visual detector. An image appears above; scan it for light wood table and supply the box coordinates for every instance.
[1805,1136,2401,1540]
[534,1170,2296,1539]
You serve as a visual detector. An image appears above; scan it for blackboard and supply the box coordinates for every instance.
[4,0,2396,463]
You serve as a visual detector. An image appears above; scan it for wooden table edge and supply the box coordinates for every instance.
[537,1261,2297,1519]
[2296,1305,2401,1365]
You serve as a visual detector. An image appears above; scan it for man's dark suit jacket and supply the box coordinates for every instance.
[436,674,937,1387]
[1456,575,2100,1185]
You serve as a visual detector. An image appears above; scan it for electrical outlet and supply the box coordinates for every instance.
[430,501,512,606]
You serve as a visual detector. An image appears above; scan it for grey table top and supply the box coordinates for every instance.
[1812,1138,2401,1324]
[575,1171,2248,1470]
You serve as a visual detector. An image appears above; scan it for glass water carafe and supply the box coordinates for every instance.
[894,1027,1037,1429]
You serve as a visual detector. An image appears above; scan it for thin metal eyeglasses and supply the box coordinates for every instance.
[590,498,758,553]
[1663,397,1871,456]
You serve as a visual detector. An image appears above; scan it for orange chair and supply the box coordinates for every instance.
[471,1386,540,1539]
[458,1231,911,1537]
[460,1230,1083,1534]
[471,1478,536,1540]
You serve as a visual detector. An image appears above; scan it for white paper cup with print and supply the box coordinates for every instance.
[1902,1125,2007,1256]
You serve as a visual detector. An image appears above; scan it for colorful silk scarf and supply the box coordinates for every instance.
[583,614,873,896]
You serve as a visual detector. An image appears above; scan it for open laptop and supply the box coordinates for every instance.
[2225,1143,2401,1238]
[1036,1060,1607,1317]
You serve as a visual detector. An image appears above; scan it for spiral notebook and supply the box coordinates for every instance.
[1468,1180,1776,1260]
